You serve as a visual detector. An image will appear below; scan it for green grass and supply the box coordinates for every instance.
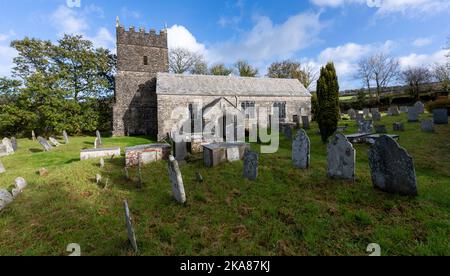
[1,113,449,256]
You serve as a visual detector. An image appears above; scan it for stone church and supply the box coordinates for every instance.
[113,21,312,141]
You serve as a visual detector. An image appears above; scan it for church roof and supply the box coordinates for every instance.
[156,73,311,97]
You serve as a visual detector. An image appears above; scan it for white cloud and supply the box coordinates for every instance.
[88,27,115,50]
[413,38,433,47]
[167,25,207,54]
[0,30,16,42]
[399,50,448,69]
[0,30,17,77]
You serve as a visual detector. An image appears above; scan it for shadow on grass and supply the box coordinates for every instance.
[29,148,44,153]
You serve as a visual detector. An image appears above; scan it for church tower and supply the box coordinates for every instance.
[113,17,169,136]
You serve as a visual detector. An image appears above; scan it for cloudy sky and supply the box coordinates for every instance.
[0,0,449,90]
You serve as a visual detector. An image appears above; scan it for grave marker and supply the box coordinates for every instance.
[433,109,448,125]
[123,200,138,253]
[168,156,186,204]
[243,151,259,181]
[292,129,310,169]
[327,134,355,180]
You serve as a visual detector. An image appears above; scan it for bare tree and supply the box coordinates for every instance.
[355,57,374,100]
[369,53,400,103]
[169,47,204,74]
[234,60,258,77]
[433,63,450,93]
[401,66,432,100]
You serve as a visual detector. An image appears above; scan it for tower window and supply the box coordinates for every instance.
[143,56,148,65]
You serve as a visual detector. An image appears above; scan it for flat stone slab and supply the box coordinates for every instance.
[365,134,399,145]
[203,142,250,167]
[80,147,121,161]
[345,133,371,144]
[125,144,171,167]
[369,135,418,196]
[327,133,355,180]
[292,129,310,169]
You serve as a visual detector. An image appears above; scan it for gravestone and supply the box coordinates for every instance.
[243,151,259,181]
[414,101,425,114]
[99,158,105,168]
[96,174,102,184]
[372,112,381,121]
[174,141,187,162]
[327,134,355,180]
[393,122,405,132]
[355,113,364,123]
[284,125,293,140]
[400,106,408,113]
[388,106,400,116]
[14,177,27,192]
[408,106,419,122]
[0,161,5,174]
[80,148,121,160]
[95,130,102,146]
[368,135,417,196]
[168,156,186,204]
[37,137,52,152]
[0,145,6,157]
[370,108,380,114]
[94,137,101,149]
[433,109,448,125]
[11,137,17,152]
[358,120,374,134]
[302,116,310,129]
[0,189,14,211]
[375,125,387,134]
[2,138,14,154]
[226,147,240,162]
[49,137,61,147]
[421,120,434,133]
[347,109,357,120]
[292,129,310,169]
[363,108,370,117]
[123,200,138,253]
[32,130,36,141]
[63,130,69,144]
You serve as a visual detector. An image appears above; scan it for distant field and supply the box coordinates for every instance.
[0,113,449,256]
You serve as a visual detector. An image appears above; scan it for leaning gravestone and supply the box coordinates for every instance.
[393,122,405,132]
[375,125,387,134]
[347,109,356,120]
[421,120,434,133]
[168,156,186,204]
[11,137,17,152]
[414,101,425,114]
[63,130,69,144]
[292,129,310,169]
[2,138,14,155]
[0,160,5,174]
[372,112,381,121]
[302,116,310,129]
[408,106,419,122]
[368,135,418,196]
[243,151,259,181]
[96,130,102,146]
[37,137,52,152]
[123,200,138,253]
[358,120,374,134]
[0,189,14,211]
[49,137,61,147]
[433,109,448,125]
[327,134,355,181]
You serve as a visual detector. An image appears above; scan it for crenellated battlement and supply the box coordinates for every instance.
[116,21,167,48]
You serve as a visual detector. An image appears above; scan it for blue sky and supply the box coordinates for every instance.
[0,0,449,90]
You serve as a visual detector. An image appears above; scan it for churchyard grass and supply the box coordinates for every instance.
[0,112,449,256]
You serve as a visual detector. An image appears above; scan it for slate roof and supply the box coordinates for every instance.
[156,73,311,97]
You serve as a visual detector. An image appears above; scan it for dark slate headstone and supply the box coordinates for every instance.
[393,122,405,132]
[301,116,310,129]
[408,106,419,122]
[63,130,69,144]
[414,101,425,114]
[292,129,310,169]
[243,151,259,181]
[11,137,17,152]
[284,125,293,140]
[37,136,52,152]
[368,135,418,196]
[375,125,387,134]
[168,156,186,204]
[355,113,364,123]
[433,109,448,125]
[0,160,5,174]
[421,120,434,133]
[174,141,187,161]
[327,134,355,180]
[372,112,381,121]
[123,200,138,253]
[358,120,374,134]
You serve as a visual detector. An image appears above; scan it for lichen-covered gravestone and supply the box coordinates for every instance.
[243,151,259,181]
[358,120,374,134]
[327,134,355,180]
[123,200,138,253]
[63,130,69,144]
[408,106,419,122]
[37,137,52,152]
[49,137,61,147]
[292,129,310,169]
[0,160,5,174]
[421,120,434,133]
[168,156,186,204]
[393,122,405,132]
[0,189,14,211]
[11,137,17,152]
[2,138,14,155]
[433,109,448,125]
[368,135,418,196]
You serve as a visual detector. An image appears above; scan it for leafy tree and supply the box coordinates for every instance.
[234,60,258,77]
[190,60,209,75]
[267,60,317,89]
[316,62,340,143]
[210,63,233,76]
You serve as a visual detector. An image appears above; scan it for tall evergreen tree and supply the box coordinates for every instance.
[316,62,340,143]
